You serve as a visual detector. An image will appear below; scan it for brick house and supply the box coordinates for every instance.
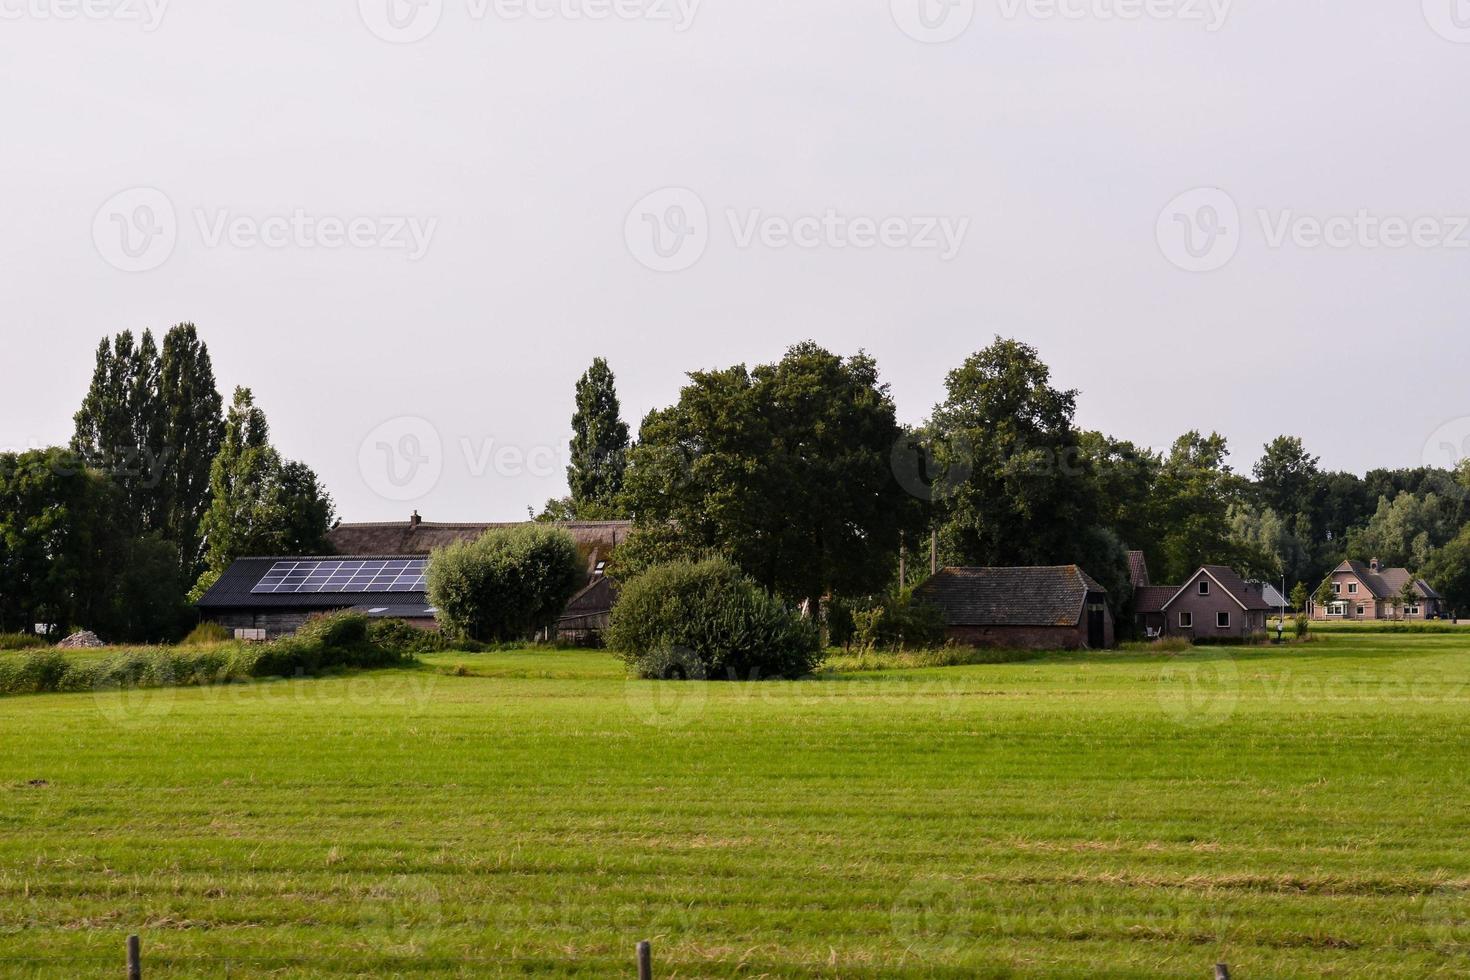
[914,565,1114,649]
[1307,558,1444,621]
[1134,564,1275,640]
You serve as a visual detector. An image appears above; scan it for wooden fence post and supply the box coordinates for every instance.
[127,935,141,980]
[1214,965,1230,980]
[637,940,652,980]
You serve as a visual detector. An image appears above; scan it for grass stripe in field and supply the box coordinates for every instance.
[1,634,1469,976]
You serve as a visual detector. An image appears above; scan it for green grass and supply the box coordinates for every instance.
[3,635,1470,977]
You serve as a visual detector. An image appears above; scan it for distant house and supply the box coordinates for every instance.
[1307,558,1444,621]
[1133,564,1275,639]
[915,565,1114,649]
[196,515,631,640]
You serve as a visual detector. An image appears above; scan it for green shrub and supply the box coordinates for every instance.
[849,590,946,652]
[607,559,821,681]
[180,622,233,646]
[296,610,371,649]
[1294,615,1310,640]
[367,619,451,655]
[427,525,584,642]
[0,632,49,651]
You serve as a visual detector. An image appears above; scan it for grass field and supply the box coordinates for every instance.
[3,635,1470,977]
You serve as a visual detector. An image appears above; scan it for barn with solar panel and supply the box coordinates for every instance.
[194,556,439,639]
[195,515,632,640]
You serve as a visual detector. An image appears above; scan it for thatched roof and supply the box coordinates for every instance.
[327,519,632,558]
[915,566,1106,628]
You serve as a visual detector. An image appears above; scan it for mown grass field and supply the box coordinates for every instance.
[2,635,1469,977]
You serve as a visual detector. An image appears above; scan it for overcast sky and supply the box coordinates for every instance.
[3,0,1469,522]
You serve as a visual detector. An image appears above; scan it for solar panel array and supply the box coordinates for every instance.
[250,559,428,595]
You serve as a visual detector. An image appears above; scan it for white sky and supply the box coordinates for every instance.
[3,0,1469,521]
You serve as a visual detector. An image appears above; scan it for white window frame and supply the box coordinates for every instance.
[1178,612,1194,629]
[1216,611,1231,629]
[1327,602,1347,616]
[1348,582,1359,595]
[1407,605,1421,616]
[1332,582,1342,595]
[1199,580,1210,595]
[1357,605,1366,616]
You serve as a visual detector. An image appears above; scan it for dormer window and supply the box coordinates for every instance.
[1198,580,1209,596]
[593,561,607,578]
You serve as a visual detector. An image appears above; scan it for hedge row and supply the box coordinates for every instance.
[0,612,417,698]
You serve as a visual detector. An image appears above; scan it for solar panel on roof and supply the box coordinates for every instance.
[250,559,429,595]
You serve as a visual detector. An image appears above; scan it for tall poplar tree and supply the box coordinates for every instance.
[158,324,224,576]
[567,357,631,509]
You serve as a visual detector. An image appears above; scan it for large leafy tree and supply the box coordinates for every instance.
[624,342,924,611]
[928,338,1093,567]
[197,388,334,590]
[1253,436,1319,523]
[567,357,630,511]
[1345,491,1457,570]
[1152,431,1275,582]
[0,449,114,634]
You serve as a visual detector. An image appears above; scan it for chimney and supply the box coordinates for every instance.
[1370,557,1380,572]
[410,510,422,529]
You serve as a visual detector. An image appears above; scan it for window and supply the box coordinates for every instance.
[1332,582,1342,595]
[1348,583,1359,595]
[1357,605,1366,616]
[1217,611,1231,629]
[1179,612,1194,629]
[1199,580,1210,595]
[1407,605,1421,616]
[1328,602,1347,616]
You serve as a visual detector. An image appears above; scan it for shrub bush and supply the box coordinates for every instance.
[0,632,49,651]
[367,618,452,655]
[607,559,821,681]
[427,525,584,642]
[296,610,371,648]
[849,590,946,652]
[180,622,233,646]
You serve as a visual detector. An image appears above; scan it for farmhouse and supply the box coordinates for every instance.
[195,515,631,640]
[1307,558,1444,621]
[915,565,1114,649]
[1133,564,1275,639]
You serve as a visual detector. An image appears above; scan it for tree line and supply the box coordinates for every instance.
[547,340,1470,621]
[0,325,333,640]
[7,330,1466,642]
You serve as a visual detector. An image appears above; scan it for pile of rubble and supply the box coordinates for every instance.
[55,631,106,650]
